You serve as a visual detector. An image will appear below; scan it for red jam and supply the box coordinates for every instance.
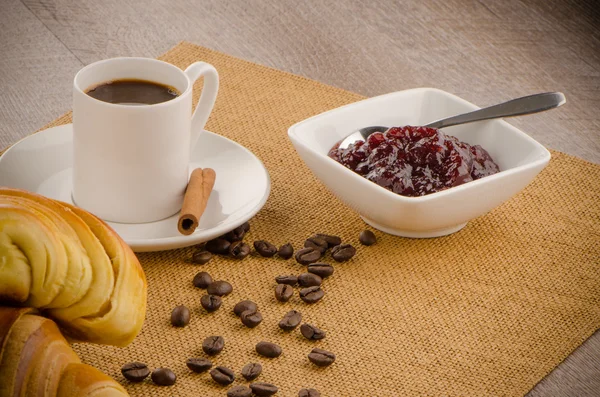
[328,126,500,197]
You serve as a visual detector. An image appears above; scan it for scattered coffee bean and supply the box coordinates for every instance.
[307,263,334,278]
[299,286,324,304]
[254,240,278,257]
[359,229,377,246]
[205,238,231,254]
[275,284,293,302]
[278,243,294,259]
[227,385,252,397]
[170,305,190,327]
[233,300,258,316]
[241,362,262,381]
[201,294,222,312]
[186,357,213,373]
[308,348,336,367]
[331,244,356,262]
[121,362,149,382]
[202,335,225,355]
[315,233,341,247]
[300,323,326,340]
[275,274,298,286]
[207,280,233,296]
[255,341,282,358]
[210,366,235,385]
[241,221,250,232]
[192,271,213,289]
[304,236,328,253]
[279,310,302,331]
[297,272,322,287]
[250,382,278,396]
[191,250,212,265]
[299,388,321,397]
[229,241,251,259]
[151,367,176,386]
[222,225,246,242]
[295,247,322,265]
[240,309,263,328]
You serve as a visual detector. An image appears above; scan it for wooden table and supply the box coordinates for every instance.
[1,0,598,395]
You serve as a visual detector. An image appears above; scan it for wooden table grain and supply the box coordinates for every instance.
[0,0,599,395]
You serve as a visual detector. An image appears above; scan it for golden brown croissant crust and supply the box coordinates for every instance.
[0,188,147,347]
[0,306,129,397]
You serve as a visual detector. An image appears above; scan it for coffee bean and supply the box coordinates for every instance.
[241,221,250,232]
[186,357,212,373]
[170,305,190,327]
[250,382,278,396]
[201,294,222,312]
[151,367,176,386]
[299,286,324,304]
[308,348,336,367]
[241,362,262,381]
[275,274,298,286]
[210,366,235,385]
[331,244,356,262]
[297,272,322,287]
[359,230,377,246]
[307,263,334,278]
[202,335,225,355]
[191,250,212,265]
[299,388,321,397]
[279,310,302,331]
[315,233,341,247]
[275,284,293,302]
[229,241,251,259]
[255,341,282,358]
[240,309,263,328]
[304,236,328,253]
[192,271,212,289]
[278,243,294,259]
[222,225,246,242]
[121,362,149,382]
[233,300,258,316]
[254,240,278,257]
[300,323,326,340]
[207,280,233,296]
[206,238,231,254]
[227,385,252,397]
[295,247,322,265]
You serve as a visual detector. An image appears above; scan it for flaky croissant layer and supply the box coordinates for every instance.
[0,307,129,397]
[0,188,147,347]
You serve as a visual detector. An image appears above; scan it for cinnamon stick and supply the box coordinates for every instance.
[177,168,216,235]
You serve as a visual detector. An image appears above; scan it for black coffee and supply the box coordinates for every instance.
[86,79,179,105]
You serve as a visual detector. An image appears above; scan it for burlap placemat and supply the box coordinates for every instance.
[39,42,599,396]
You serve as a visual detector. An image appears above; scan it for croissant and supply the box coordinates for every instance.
[0,307,128,397]
[0,188,147,347]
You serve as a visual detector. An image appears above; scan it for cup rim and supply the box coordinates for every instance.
[73,57,191,109]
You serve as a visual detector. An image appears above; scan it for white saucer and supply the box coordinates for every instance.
[0,124,271,252]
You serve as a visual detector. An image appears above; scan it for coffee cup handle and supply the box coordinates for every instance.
[184,62,219,150]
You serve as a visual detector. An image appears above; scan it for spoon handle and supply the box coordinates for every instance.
[425,92,566,129]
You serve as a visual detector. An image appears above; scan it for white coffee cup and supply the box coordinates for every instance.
[72,57,218,223]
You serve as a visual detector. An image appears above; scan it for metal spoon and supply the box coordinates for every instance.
[338,92,565,149]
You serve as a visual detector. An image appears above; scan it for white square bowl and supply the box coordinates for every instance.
[287,88,551,238]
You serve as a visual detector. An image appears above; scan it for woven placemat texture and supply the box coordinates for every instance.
[40,42,599,396]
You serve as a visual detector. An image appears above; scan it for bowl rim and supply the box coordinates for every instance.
[287,87,552,203]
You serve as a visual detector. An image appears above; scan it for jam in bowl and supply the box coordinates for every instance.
[328,126,500,197]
